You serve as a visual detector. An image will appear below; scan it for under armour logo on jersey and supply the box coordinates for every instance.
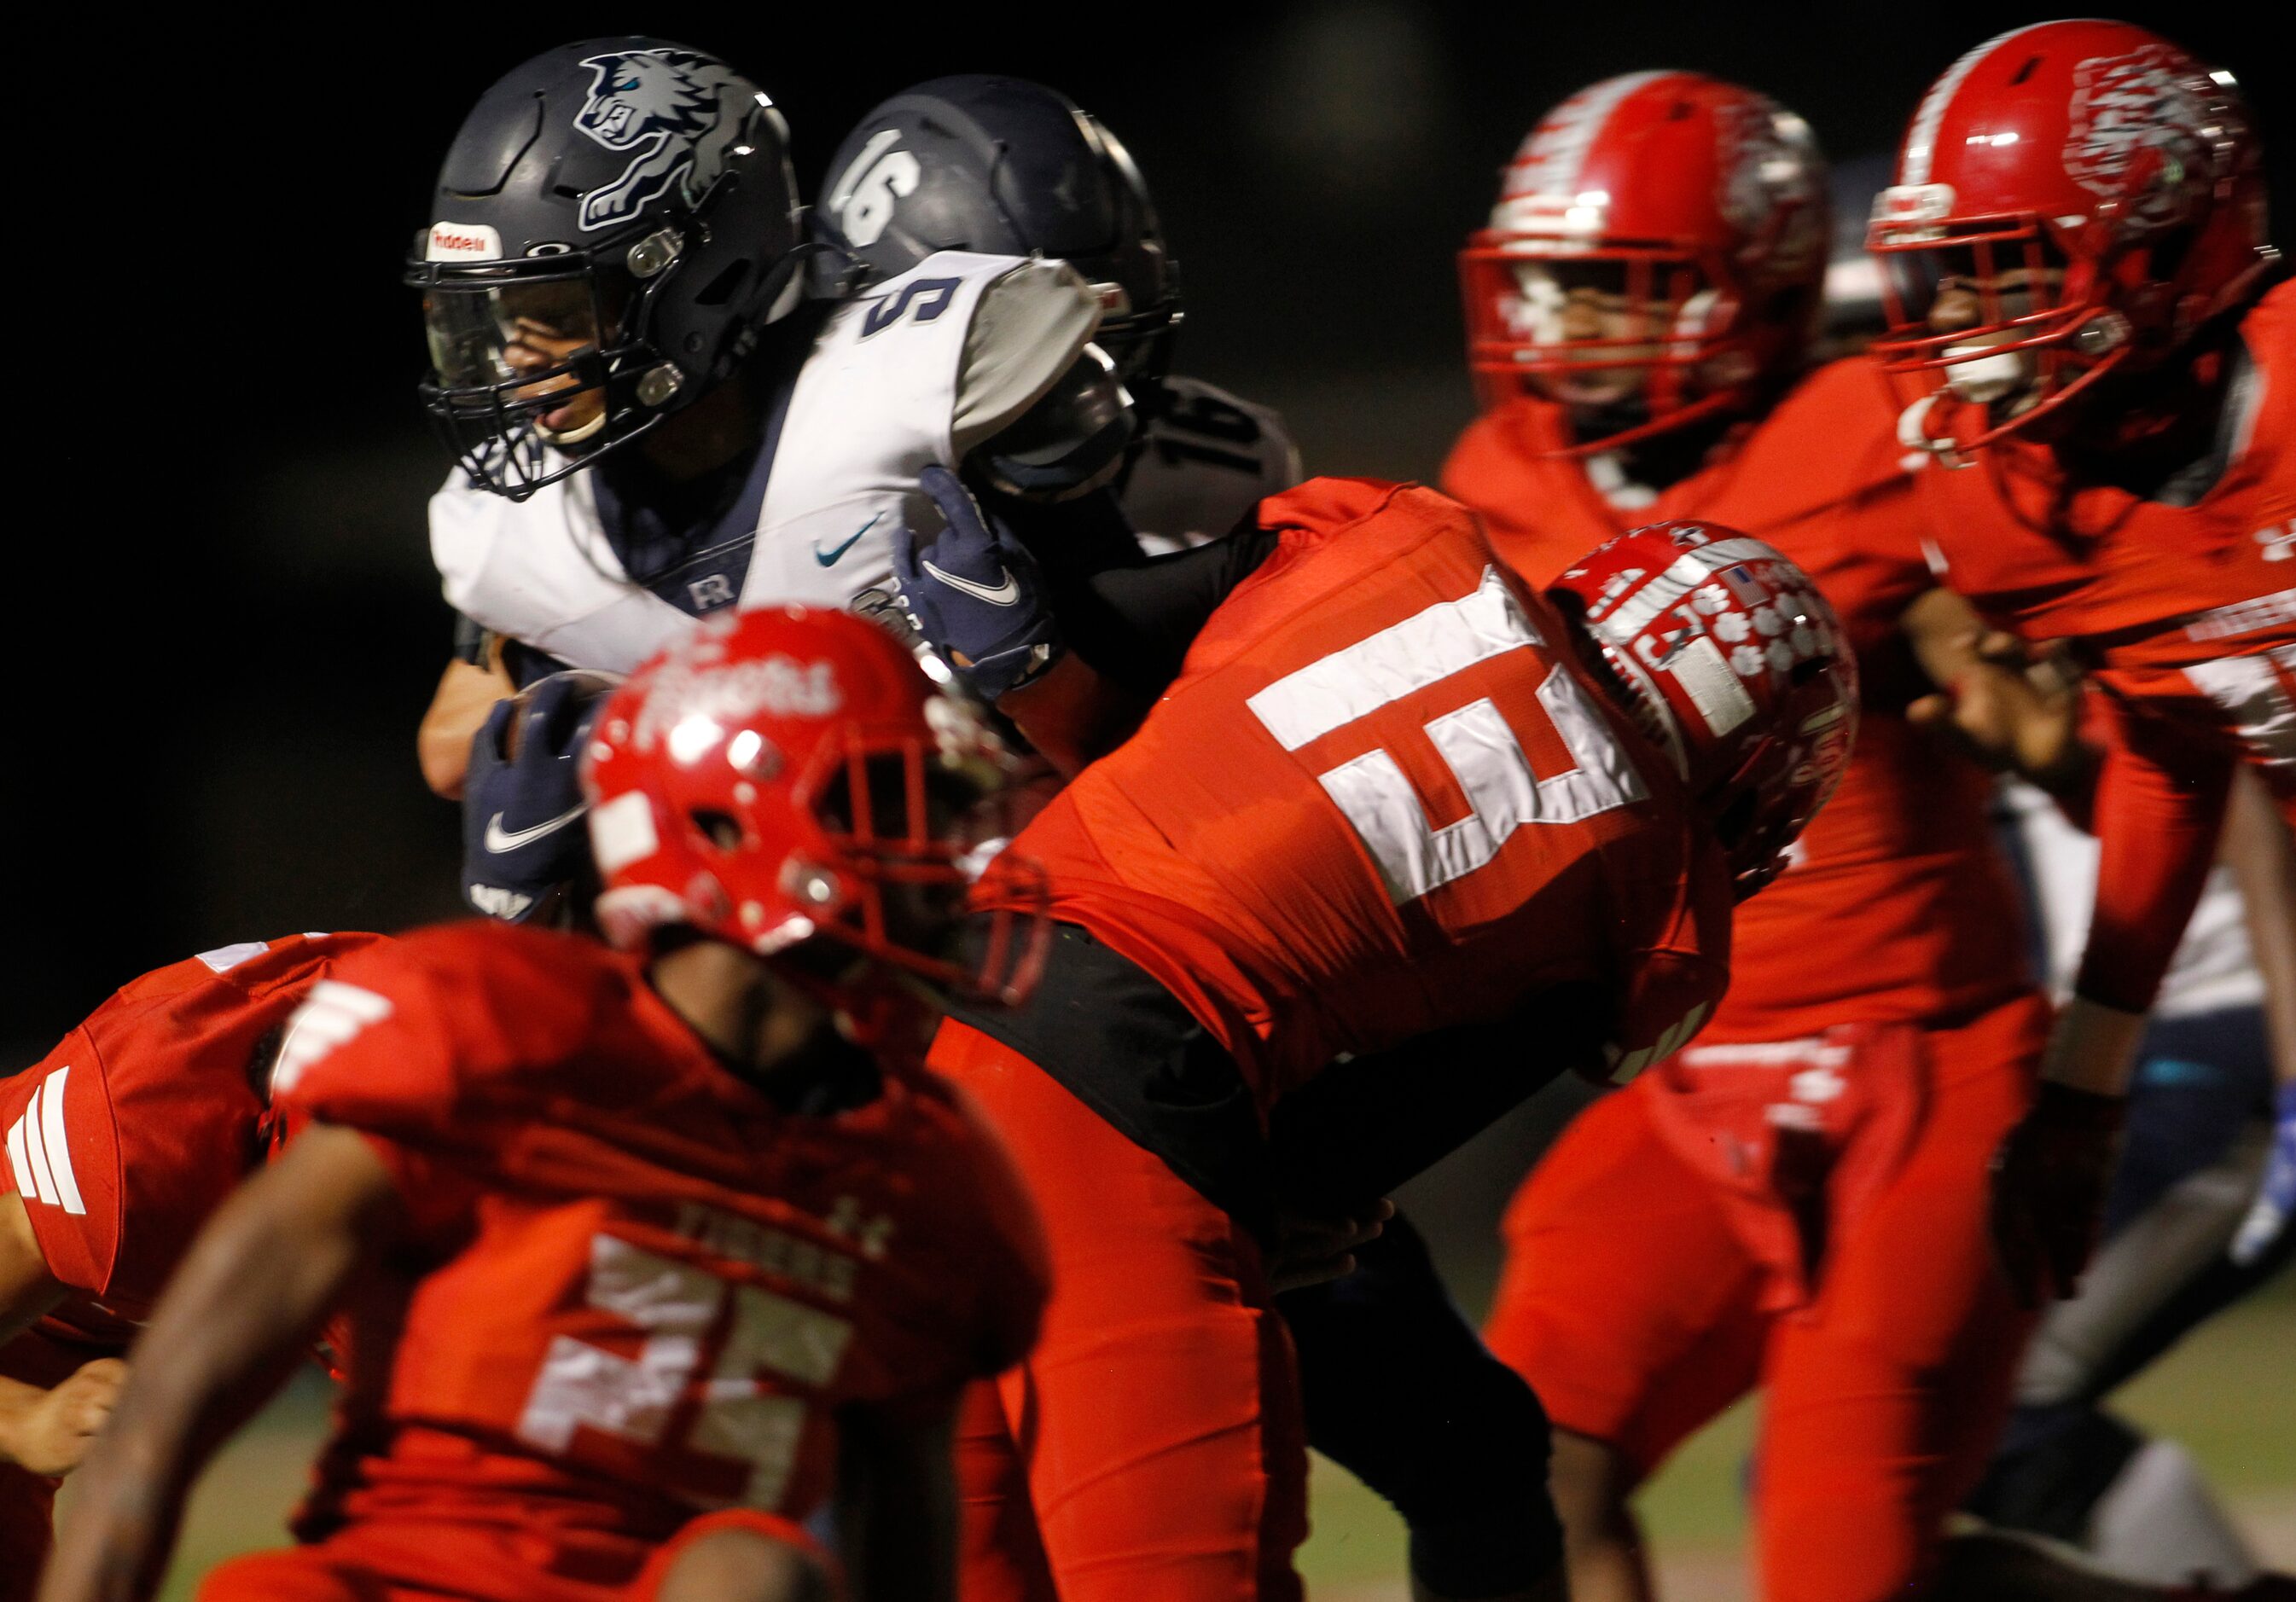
[271,981,393,1097]
[2258,521,2294,563]
[7,1066,86,1216]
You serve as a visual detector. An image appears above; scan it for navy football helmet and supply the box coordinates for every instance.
[815,75,1182,396]
[408,38,808,499]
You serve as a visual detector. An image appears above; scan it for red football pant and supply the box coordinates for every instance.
[195,1511,822,1602]
[1484,996,2046,1602]
[930,1020,1308,1602]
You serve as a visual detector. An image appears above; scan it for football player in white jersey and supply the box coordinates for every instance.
[410,38,1119,806]
[812,73,1303,556]
[1978,772,2296,1589]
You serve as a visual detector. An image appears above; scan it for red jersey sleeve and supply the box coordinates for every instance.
[2074,698,2238,1012]
[268,934,537,1243]
[3,1028,121,1297]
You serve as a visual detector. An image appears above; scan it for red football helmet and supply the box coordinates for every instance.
[581,607,1049,1005]
[1869,20,2274,459]
[1547,522,1858,897]
[1460,71,1830,455]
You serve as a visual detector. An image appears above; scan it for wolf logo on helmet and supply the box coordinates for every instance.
[572,48,759,231]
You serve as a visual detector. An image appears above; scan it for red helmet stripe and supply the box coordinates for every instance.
[1901,21,2061,185]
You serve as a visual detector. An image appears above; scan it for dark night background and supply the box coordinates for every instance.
[10,3,2284,1084]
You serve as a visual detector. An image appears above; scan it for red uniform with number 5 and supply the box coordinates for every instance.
[195,922,1048,1602]
[947,477,1730,1602]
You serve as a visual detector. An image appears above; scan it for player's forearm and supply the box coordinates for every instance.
[418,653,516,799]
[2070,711,2235,1033]
[994,654,1146,779]
[2224,769,2296,1088]
[41,1137,387,1602]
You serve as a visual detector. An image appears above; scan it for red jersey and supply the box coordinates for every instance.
[1910,280,2296,1007]
[1,933,381,1384]
[979,478,1732,1105]
[270,922,1046,1597]
[1444,357,2034,1038]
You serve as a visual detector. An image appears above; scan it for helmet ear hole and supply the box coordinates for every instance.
[689,809,745,851]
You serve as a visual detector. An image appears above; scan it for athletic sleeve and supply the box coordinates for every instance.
[949,259,1103,456]
[2,1030,122,1297]
[2073,698,2238,1012]
[1059,525,1282,695]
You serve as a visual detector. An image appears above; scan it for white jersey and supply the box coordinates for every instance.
[1122,376,1302,555]
[1997,779,2263,1019]
[429,252,1100,675]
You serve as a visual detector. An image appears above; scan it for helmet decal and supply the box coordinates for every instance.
[1900,23,2048,187]
[1869,20,2272,457]
[1715,99,1822,253]
[629,653,846,756]
[2066,44,2235,225]
[573,48,760,231]
[1495,70,1668,231]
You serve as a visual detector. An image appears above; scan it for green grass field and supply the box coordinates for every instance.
[1299,1267,2296,1595]
[78,1268,2293,1601]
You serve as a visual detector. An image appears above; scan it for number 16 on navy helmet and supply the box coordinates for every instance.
[408,38,810,500]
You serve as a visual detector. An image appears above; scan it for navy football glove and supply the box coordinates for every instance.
[461,670,619,924]
[892,465,1060,700]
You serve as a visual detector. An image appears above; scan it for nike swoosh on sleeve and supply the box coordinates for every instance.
[484,804,590,853]
[919,558,1020,607]
[814,514,881,566]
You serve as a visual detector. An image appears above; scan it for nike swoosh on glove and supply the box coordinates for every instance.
[461,670,619,923]
[891,465,1060,701]
[2230,1082,2296,1268]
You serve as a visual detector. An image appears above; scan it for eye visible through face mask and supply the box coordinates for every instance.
[422,277,613,443]
[1911,241,2067,337]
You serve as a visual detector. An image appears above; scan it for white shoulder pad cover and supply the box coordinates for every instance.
[745,252,1073,617]
[427,467,693,675]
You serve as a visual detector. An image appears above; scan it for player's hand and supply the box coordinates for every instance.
[1906,627,2089,786]
[9,1358,126,1476]
[2231,1083,2296,1268]
[892,465,1060,701]
[461,670,619,924]
[1268,1199,1393,1294]
[1989,1082,2125,1307]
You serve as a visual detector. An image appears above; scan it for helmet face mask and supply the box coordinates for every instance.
[1868,20,2275,460]
[413,256,643,490]
[1461,72,1828,457]
[410,39,808,501]
[1476,253,1743,418]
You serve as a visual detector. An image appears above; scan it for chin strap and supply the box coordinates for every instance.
[1536,384,1751,461]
